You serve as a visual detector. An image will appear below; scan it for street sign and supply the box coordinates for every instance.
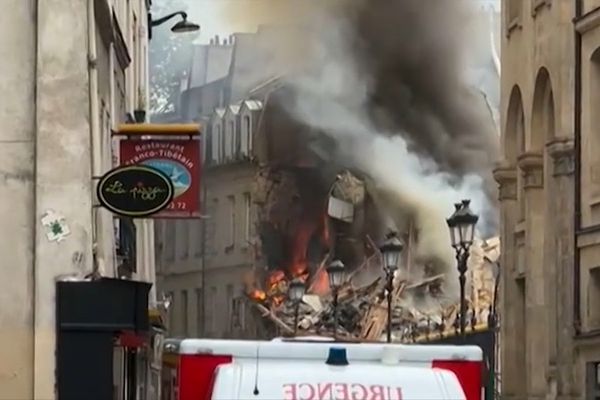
[97,165,174,218]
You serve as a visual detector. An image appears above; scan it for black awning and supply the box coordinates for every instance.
[57,278,151,333]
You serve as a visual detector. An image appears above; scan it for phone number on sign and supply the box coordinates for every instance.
[167,202,187,210]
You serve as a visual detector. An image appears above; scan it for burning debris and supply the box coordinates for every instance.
[246,168,500,341]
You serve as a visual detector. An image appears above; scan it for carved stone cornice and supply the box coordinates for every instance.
[546,137,575,177]
[493,161,517,201]
[517,151,544,189]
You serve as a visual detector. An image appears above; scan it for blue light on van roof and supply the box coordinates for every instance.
[326,347,349,366]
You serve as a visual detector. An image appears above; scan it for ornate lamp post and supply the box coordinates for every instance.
[327,260,345,340]
[288,278,306,336]
[379,232,403,343]
[446,199,479,338]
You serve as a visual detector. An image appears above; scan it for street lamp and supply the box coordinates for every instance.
[327,260,345,340]
[148,11,200,39]
[446,199,479,338]
[288,278,306,336]
[379,232,403,343]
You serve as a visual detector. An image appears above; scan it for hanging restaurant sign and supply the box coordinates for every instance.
[116,124,202,219]
[97,165,174,218]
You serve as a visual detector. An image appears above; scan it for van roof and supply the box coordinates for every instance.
[176,339,482,362]
[212,360,466,400]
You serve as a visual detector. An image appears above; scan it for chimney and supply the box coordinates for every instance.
[210,38,214,45]
[215,35,220,45]
[223,38,228,45]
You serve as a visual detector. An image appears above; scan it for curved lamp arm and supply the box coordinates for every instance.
[151,11,188,27]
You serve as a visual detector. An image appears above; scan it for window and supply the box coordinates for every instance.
[586,362,600,399]
[165,223,175,262]
[243,115,252,155]
[196,288,203,336]
[243,193,251,244]
[210,286,217,333]
[220,123,227,161]
[234,120,241,157]
[227,195,236,248]
[205,128,213,164]
[506,0,521,29]
[178,221,189,260]
[167,292,175,333]
[193,219,202,258]
[229,120,236,158]
[181,290,188,335]
[212,123,221,163]
[226,285,234,333]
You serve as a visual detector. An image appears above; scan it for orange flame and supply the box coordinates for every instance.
[249,289,267,302]
[309,267,330,296]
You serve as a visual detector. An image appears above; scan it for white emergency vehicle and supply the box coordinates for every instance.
[161,338,483,400]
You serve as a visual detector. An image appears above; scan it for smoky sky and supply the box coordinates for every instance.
[340,0,498,177]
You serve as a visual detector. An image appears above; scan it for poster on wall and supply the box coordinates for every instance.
[119,138,201,218]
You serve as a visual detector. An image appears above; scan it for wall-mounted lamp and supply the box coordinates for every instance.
[148,11,200,40]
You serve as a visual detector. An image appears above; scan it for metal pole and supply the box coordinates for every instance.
[386,272,393,343]
[200,183,207,336]
[458,249,469,338]
[294,303,300,336]
[333,289,339,340]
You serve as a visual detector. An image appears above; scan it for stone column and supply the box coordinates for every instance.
[34,1,94,398]
[546,138,576,397]
[493,162,525,397]
[517,151,547,396]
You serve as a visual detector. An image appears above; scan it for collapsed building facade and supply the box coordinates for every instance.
[202,79,502,344]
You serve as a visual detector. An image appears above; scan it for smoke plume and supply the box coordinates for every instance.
[220,0,499,297]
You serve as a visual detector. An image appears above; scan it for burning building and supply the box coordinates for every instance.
[229,79,501,342]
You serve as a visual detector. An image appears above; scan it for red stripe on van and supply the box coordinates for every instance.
[432,360,482,400]
[179,354,232,400]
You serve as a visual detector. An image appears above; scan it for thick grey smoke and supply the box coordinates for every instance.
[218,0,500,298]
[280,0,498,292]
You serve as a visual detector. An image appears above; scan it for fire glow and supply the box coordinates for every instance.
[247,209,331,306]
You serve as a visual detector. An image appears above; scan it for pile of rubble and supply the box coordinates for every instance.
[251,237,500,342]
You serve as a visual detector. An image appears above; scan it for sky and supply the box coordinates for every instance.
[175,0,501,45]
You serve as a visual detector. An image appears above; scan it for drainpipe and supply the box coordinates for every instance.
[573,0,583,335]
[88,0,105,277]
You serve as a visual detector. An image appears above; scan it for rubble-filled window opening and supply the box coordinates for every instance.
[227,195,236,249]
[181,290,188,335]
[195,288,202,336]
[243,115,251,155]
[243,193,251,243]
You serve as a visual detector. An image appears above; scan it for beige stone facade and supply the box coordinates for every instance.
[499,0,600,398]
[0,0,154,398]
